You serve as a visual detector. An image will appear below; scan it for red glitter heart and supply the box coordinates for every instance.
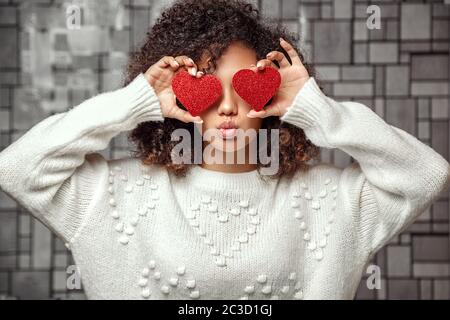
[172,70,223,117]
[232,67,281,112]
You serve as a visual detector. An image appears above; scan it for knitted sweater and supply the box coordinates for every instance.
[0,73,448,300]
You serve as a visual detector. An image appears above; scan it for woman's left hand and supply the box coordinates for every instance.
[247,38,310,118]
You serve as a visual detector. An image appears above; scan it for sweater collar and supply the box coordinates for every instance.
[186,165,272,191]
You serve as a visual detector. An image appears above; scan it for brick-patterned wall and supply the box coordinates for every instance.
[0,0,448,300]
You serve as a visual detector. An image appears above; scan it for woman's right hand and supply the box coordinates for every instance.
[144,56,204,124]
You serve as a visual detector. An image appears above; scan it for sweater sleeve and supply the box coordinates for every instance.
[0,73,164,245]
[280,76,450,257]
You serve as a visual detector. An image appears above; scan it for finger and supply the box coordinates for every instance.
[279,38,302,66]
[255,59,278,71]
[266,51,291,68]
[169,104,203,124]
[196,71,204,78]
[160,56,180,70]
[247,101,282,118]
[175,56,198,76]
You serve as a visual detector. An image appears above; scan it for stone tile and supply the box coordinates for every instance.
[353,43,368,64]
[261,0,280,19]
[411,82,449,96]
[353,20,368,41]
[411,54,449,80]
[0,212,17,253]
[420,280,432,299]
[19,238,30,252]
[19,214,30,237]
[432,42,449,52]
[342,66,373,81]
[413,263,450,277]
[413,236,449,262]
[334,83,373,97]
[380,4,399,18]
[368,26,384,41]
[0,272,7,292]
[431,121,449,159]
[299,4,320,20]
[418,121,430,140]
[385,99,416,135]
[369,43,398,64]
[401,4,431,40]
[53,33,69,51]
[418,98,430,119]
[433,200,450,221]
[401,41,431,53]
[321,3,331,19]
[387,279,419,300]
[52,270,67,291]
[374,66,384,97]
[313,21,351,63]
[386,21,399,41]
[431,98,449,119]
[0,110,9,132]
[385,66,409,96]
[0,6,16,25]
[333,0,353,19]
[12,271,50,299]
[111,30,130,52]
[12,88,48,131]
[0,255,15,269]
[53,253,68,268]
[67,27,110,55]
[19,254,30,269]
[281,0,298,19]
[0,190,16,209]
[32,219,52,268]
[433,223,449,234]
[387,246,411,277]
[355,278,376,300]
[433,20,449,40]
[432,4,450,18]
[434,280,450,299]
[0,28,18,68]
[0,88,9,107]
[315,65,340,81]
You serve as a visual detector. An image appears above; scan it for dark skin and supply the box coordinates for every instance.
[143,38,311,173]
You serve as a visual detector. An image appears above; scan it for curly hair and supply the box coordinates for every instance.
[124,0,322,179]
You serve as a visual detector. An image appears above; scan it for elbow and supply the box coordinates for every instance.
[422,158,450,206]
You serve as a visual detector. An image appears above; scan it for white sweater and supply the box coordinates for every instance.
[0,73,448,300]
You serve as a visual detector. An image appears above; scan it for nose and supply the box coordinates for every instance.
[217,86,238,117]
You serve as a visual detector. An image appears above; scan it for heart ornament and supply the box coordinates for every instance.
[172,70,223,117]
[232,67,281,112]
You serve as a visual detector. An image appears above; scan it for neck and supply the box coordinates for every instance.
[200,143,258,173]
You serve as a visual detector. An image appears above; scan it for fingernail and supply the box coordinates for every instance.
[174,61,180,67]
[257,62,263,69]
[250,64,256,68]
[194,119,203,123]
[247,113,255,118]
[280,37,285,43]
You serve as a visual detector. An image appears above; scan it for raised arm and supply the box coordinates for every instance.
[0,73,164,244]
[280,76,450,257]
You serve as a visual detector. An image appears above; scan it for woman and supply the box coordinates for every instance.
[0,0,448,300]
